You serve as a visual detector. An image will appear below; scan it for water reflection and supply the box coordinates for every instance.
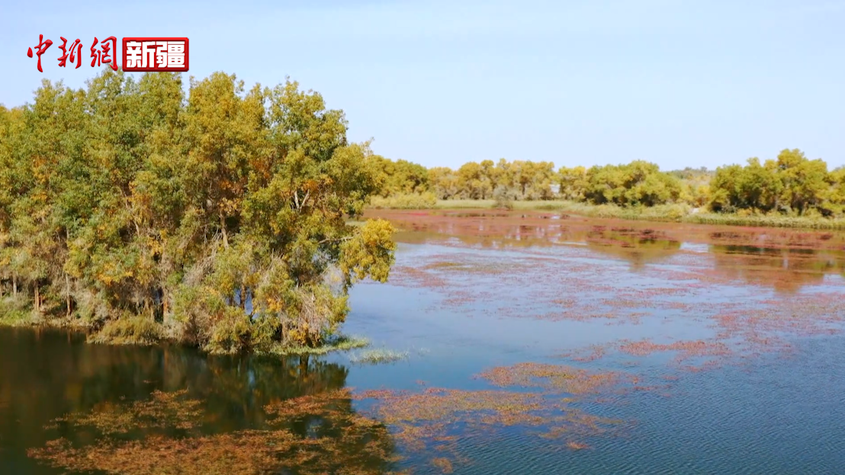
[371,209,845,292]
[710,245,845,293]
[585,227,682,270]
[0,328,399,475]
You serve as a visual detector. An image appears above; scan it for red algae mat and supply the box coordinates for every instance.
[369,208,845,371]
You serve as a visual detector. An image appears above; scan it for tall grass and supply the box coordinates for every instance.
[684,213,845,229]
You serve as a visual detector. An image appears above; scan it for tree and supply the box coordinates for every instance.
[0,71,396,354]
[557,166,587,201]
[775,149,828,214]
[709,149,835,216]
[428,167,459,199]
[369,156,429,197]
[582,161,681,206]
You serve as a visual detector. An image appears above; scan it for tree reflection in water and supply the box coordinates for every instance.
[0,328,401,475]
[584,227,682,270]
[710,244,845,293]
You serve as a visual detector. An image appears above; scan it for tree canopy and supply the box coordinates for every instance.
[0,70,396,354]
[709,149,839,216]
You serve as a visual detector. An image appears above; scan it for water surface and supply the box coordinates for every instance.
[2,210,844,474]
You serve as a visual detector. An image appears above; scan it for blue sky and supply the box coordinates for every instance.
[1,0,843,170]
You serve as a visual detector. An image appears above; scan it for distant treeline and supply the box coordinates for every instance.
[369,151,845,217]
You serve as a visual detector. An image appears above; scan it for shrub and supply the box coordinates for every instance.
[492,186,514,210]
[90,316,163,346]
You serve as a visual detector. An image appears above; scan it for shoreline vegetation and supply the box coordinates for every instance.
[2,69,844,353]
[365,152,845,230]
[368,198,845,229]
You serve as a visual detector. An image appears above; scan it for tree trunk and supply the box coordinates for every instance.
[65,228,71,316]
[240,284,246,310]
[12,275,16,297]
[219,211,229,248]
[34,284,40,313]
[66,273,71,318]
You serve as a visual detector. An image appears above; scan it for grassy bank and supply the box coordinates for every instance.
[413,199,845,229]
[682,213,845,229]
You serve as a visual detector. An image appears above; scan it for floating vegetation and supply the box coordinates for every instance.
[45,390,203,434]
[264,334,370,356]
[30,379,622,475]
[30,429,405,475]
[24,210,845,474]
[31,389,405,475]
[560,344,607,362]
[355,386,619,454]
[476,363,624,396]
[338,361,630,472]
[423,258,517,275]
[566,441,591,450]
[349,348,410,365]
[430,457,455,473]
[617,339,731,362]
[372,210,845,379]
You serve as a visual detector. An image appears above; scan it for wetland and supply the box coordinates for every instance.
[2,209,844,474]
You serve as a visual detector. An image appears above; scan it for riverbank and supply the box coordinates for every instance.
[0,301,372,356]
[368,198,845,230]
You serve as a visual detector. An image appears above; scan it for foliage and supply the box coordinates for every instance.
[426,159,556,201]
[580,161,683,206]
[267,334,370,356]
[368,192,437,209]
[0,70,396,353]
[367,149,845,225]
[369,156,429,197]
[709,149,839,216]
[89,316,163,346]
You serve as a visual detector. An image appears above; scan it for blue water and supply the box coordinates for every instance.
[1,227,844,474]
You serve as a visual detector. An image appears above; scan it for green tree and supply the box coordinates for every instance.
[709,149,834,216]
[582,161,681,206]
[775,149,828,214]
[557,166,587,200]
[0,71,396,354]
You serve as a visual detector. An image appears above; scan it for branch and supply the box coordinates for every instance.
[318,236,353,245]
